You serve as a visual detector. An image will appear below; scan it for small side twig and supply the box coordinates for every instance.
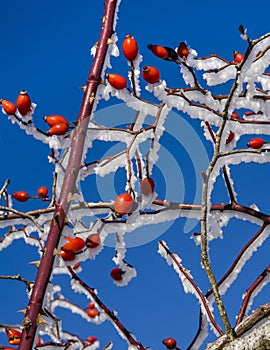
[0,274,34,292]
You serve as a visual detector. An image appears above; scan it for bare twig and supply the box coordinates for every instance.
[0,179,10,200]
[0,274,33,292]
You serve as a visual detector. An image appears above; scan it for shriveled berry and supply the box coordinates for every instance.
[110,267,124,281]
[226,131,235,144]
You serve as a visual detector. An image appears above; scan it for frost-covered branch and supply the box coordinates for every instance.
[67,266,146,350]
[158,241,223,336]
[236,264,270,325]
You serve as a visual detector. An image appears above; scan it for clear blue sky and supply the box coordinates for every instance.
[0,1,270,349]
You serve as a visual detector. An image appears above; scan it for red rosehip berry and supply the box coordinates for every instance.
[87,336,98,344]
[177,42,189,58]
[247,137,265,149]
[12,191,29,202]
[16,90,31,116]
[73,262,80,270]
[142,66,160,84]
[114,193,134,215]
[48,123,69,136]
[37,186,49,198]
[106,74,127,90]
[140,177,155,196]
[0,99,17,115]
[87,309,99,318]
[60,249,76,262]
[110,267,125,281]
[36,337,42,346]
[147,44,178,61]
[122,34,138,61]
[88,301,95,309]
[233,51,244,64]
[86,234,101,248]
[148,44,168,59]
[44,115,69,127]
[61,237,85,253]
[162,337,177,349]
[231,111,240,119]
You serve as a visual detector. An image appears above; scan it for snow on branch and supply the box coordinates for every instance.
[158,240,223,336]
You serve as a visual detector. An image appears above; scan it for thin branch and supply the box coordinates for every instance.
[205,224,268,300]
[0,206,44,232]
[0,179,10,200]
[236,264,270,325]
[159,241,223,335]
[0,274,33,292]
[204,121,237,204]
[199,33,265,341]
[67,266,146,350]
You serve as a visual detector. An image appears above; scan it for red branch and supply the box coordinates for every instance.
[206,224,268,297]
[236,264,270,325]
[158,240,223,336]
[18,1,119,350]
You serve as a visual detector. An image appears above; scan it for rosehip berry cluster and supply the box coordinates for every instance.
[44,115,69,136]
[60,234,101,262]
[0,90,32,116]
[12,186,49,202]
[59,237,85,262]
[86,301,100,318]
